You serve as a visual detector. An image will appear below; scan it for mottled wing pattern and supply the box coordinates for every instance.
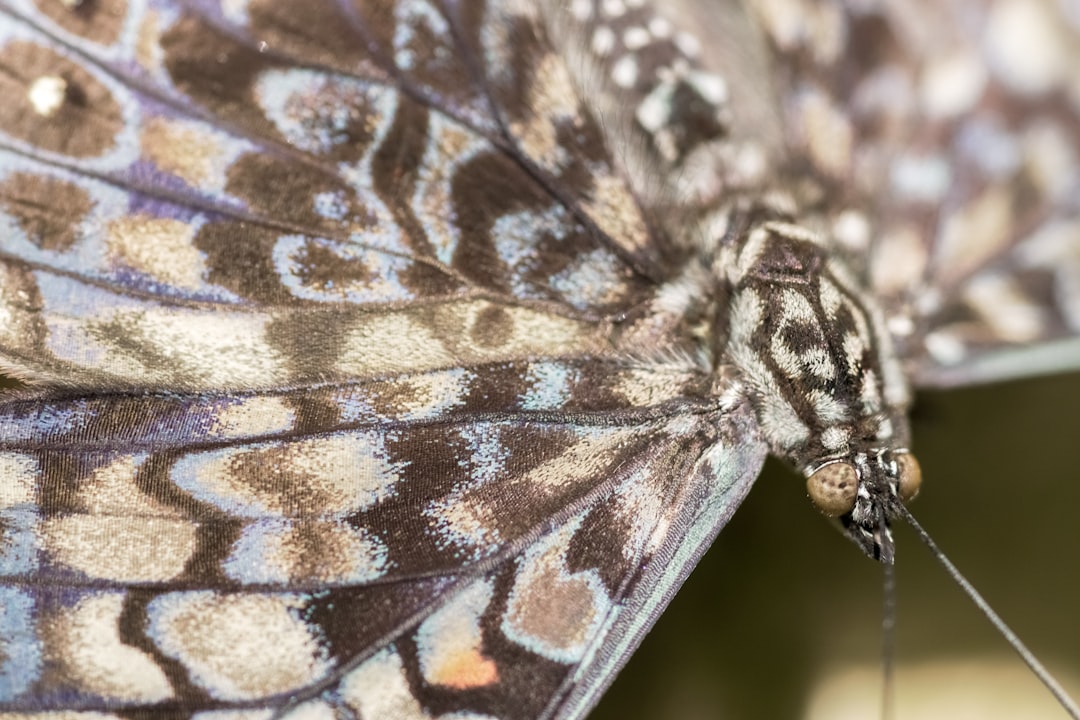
[0,0,667,390]
[0,368,764,718]
[748,0,1080,387]
[0,0,771,717]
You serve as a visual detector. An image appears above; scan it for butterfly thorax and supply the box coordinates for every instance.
[720,216,920,561]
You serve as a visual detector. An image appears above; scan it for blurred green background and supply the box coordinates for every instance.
[593,370,1080,720]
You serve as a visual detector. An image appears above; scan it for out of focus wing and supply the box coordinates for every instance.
[749,0,1080,387]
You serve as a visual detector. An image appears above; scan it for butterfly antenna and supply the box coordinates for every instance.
[881,538,897,720]
[896,504,1080,719]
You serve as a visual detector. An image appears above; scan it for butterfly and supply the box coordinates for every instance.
[0,1,1077,719]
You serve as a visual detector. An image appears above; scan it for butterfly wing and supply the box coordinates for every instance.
[0,371,765,717]
[0,0,768,716]
[746,0,1080,387]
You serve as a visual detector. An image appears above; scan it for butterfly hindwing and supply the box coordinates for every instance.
[0,361,765,715]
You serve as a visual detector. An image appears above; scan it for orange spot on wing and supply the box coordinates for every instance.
[428,647,499,690]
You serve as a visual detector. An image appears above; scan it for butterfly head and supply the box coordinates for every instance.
[805,450,922,563]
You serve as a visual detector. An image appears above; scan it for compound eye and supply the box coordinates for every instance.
[806,461,858,516]
[895,452,922,503]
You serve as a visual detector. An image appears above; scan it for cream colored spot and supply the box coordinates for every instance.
[337,312,454,376]
[920,48,987,118]
[591,26,615,55]
[985,0,1070,95]
[674,30,701,57]
[648,16,671,38]
[622,26,650,50]
[798,90,852,178]
[802,347,837,380]
[964,273,1046,343]
[135,10,163,71]
[871,225,929,296]
[570,0,593,22]
[1023,122,1078,199]
[0,453,36,508]
[502,521,610,663]
[936,187,1013,287]
[107,214,206,291]
[426,425,642,557]
[550,247,627,308]
[752,0,805,51]
[731,231,769,286]
[142,118,230,189]
[924,330,968,365]
[45,593,173,702]
[890,153,950,203]
[831,209,871,255]
[764,221,824,246]
[175,432,404,517]
[602,0,626,18]
[416,580,499,689]
[339,648,431,719]
[42,514,196,583]
[582,174,649,253]
[611,55,638,88]
[149,593,331,701]
[729,288,763,348]
[529,53,580,119]
[209,396,297,438]
[28,76,67,117]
